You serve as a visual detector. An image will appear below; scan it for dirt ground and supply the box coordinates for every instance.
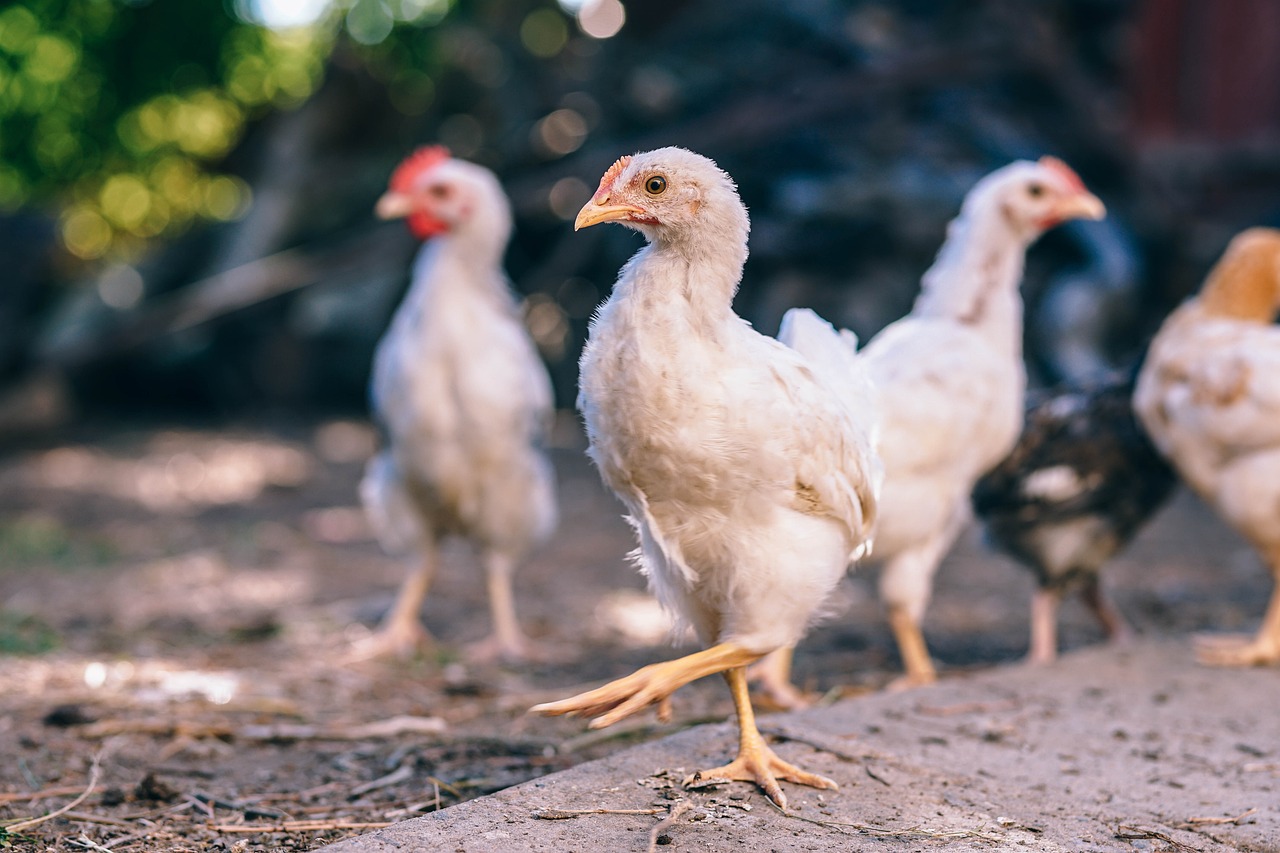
[0,417,1270,852]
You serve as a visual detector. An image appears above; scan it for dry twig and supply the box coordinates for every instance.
[647,801,693,853]
[1115,825,1201,852]
[4,754,102,833]
[0,785,89,804]
[349,764,414,797]
[531,806,665,820]
[79,714,446,742]
[1178,807,1257,828]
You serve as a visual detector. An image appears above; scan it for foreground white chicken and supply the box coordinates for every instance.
[358,147,556,661]
[1135,228,1280,667]
[756,157,1105,700]
[533,148,880,808]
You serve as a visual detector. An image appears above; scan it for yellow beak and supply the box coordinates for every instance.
[575,200,647,231]
[375,191,415,220]
[1054,191,1106,222]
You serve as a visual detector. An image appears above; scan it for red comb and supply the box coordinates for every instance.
[1038,156,1085,193]
[390,145,451,192]
[594,154,632,202]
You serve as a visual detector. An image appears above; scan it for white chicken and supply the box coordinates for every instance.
[532,148,880,808]
[1134,227,1280,667]
[756,157,1105,701]
[357,147,556,662]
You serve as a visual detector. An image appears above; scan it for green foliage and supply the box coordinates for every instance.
[0,515,117,568]
[0,0,327,259]
[0,609,59,654]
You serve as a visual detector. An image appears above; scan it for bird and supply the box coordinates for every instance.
[356,146,557,662]
[971,374,1177,663]
[531,148,880,809]
[753,156,1106,702]
[1134,227,1280,667]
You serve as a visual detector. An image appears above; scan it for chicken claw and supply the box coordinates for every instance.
[1194,633,1280,667]
[531,664,678,728]
[685,666,835,809]
[748,647,814,710]
[685,742,836,810]
[532,642,762,729]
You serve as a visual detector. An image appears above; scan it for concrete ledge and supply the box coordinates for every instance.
[322,641,1279,852]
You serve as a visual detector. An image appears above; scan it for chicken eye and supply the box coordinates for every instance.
[429,184,451,200]
[1026,182,1045,198]
[645,175,667,195]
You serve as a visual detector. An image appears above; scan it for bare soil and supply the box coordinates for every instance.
[0,419,1267,851]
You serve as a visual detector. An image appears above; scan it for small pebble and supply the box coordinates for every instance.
[729,793,746,801]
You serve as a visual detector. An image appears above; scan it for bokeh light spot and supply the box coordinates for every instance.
[577,0,624,39]
[533,108,587,156]
[203,175,252,221]
[548,175,589,219]
[61,207,113,259]
[520,9,568,58]
[97,264,146,310]
[346,0,395,45]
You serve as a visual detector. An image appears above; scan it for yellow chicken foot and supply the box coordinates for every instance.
[1196,579,1280,667]
[531,643,762,729]
[685,667,836,810]
[1027,588,1061,665]
[886,604,937,689]
[465,551,548,663]
[347,554,436,661]
[748,646,813,710]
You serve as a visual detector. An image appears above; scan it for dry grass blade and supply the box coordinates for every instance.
[1179,807,1257,827]
[531,806,665,820]
[4,754,102,833]
[349,764,414,797]
[1115,825,1201,852]
[79,715,446,742]
[0,785,89,804]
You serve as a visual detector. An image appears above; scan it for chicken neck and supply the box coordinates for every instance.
[912,207,1032,359]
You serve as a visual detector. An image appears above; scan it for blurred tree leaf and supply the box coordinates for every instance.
[0,0,327,260]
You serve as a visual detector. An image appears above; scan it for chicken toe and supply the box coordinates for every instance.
[1194,633,1280,667]
[748,647,814,710]
[685,667,835,809]
[531,643,762,729]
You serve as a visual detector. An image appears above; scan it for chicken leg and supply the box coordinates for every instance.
[1027,588,1061,665]
[1196,548,1280,666]
[748,646,813,710]
[1081,574,1132,644]
[886,603,937,689]
[686,666,837,809]
[350,548,437,660]
[466,550,539,663]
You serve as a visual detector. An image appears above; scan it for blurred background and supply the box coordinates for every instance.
[2,0,1280,432]
[3,5,1280,843]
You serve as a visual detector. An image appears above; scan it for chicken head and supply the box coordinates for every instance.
[375,146,512,241]
[970,156,1105,242]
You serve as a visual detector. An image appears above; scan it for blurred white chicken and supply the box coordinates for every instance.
[756,157,1105,701]
[1135,227,1280,667]
[533,148,880,808]
[357,147,556,662]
